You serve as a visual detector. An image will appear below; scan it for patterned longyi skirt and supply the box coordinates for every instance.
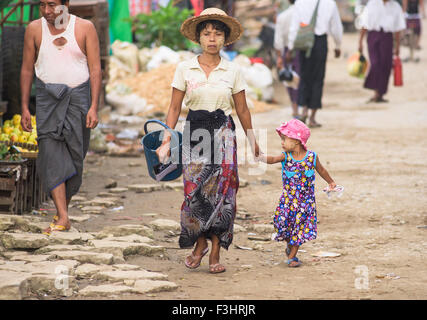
[179,109,239,250]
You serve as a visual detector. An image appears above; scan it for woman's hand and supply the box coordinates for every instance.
[153,88,185,163]
[358,42,363,54]
[156,142,171,163]
[257,152,268,163]
[251,141,260,158]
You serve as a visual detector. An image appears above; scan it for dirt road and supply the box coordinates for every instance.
[66,32,427,300]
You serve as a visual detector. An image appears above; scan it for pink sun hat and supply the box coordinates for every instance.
[276,119,311,150]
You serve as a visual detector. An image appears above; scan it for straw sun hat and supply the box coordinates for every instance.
[180,8,243,46]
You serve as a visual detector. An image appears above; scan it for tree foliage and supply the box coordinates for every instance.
[130,1,194,50]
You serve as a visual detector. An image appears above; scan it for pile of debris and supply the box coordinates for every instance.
[105,40,279,119]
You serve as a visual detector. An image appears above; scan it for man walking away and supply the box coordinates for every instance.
[286,0,343,128]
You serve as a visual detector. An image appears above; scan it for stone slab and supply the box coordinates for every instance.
[26,274,77,297]
[133,279,178,294]
[3,251,53,263]
[79,284,134,297]
[0,232,50,249]
[0,260,80,275]
[94,270,168,282]
[103,234,154,244]
[249,224,274,234]
[0,270,31,299]
[233,224,247,233]
[34,244,90,254]
[69,215,92,223]
[75,263,114,279]
[149,219,181,232]
[80,206,105,214]
[108,188,129,194]
[99,224,154,238]
[48,250,114,265]
[48,231,95,245]
[89,240,165,257]
[127,184,162,193]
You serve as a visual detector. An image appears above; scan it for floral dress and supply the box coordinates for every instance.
[273,150,318,246]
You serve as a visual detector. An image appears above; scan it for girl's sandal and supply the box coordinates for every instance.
[184,247,209,269]
[209,263,226,274]
[287,257,301,268]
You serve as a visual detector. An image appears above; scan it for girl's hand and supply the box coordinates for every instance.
[156,142,171,163]
[328,182,337,191]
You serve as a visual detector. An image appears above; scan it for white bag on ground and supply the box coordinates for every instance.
[243,63,274,101]
[146,46,180,71]
[244,63,273,88]
[89,127,108,153]
[233,54,252,68]
[111,40,139,75]
[106,84,148,116]
[107,56,133,88]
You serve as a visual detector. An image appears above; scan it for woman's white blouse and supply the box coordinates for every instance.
[359,0,406,33]
[171,55,247,116]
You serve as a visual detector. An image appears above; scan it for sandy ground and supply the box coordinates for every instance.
[56,32,427,300]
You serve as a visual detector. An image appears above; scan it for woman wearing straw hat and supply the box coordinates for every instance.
[156,8,260,274]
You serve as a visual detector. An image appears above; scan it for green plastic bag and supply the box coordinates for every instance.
[293,0,320,58]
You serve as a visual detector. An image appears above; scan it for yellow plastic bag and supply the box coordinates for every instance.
[347,52,368,79]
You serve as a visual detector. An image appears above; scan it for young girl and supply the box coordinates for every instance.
[260,119,337,267]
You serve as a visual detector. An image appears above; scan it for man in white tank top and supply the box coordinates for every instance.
[20,0,102,234]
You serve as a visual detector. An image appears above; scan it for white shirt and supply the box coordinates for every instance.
[171,56,247,116]
[35,15,89,88]
[359,0,406,33]
[274,5,295,53]
[288,0,343,50]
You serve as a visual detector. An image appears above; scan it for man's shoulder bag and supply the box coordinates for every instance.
[293,0,320,58]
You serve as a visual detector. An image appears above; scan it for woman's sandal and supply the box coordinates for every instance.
[287,257,301,268]
[368,97,388,103]
[375,97,388,103]
[209,263,226,274]
[184,247,209,269]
